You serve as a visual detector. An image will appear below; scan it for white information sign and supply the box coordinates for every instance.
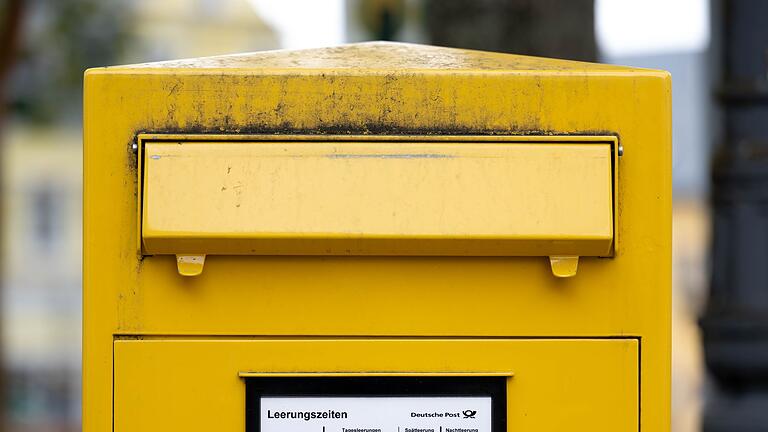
[261,397,492,432]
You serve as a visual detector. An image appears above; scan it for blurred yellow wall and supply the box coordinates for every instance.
[125,0,278,63]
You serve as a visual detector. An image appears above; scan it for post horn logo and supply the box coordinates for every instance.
[462,410,477,419]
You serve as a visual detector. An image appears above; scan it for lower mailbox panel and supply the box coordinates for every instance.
[114,339,638,432]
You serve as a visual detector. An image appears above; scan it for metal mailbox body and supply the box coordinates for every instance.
[83,42,671,432]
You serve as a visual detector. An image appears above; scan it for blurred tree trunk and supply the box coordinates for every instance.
[0,1,24,431]
[1,0,24,109]
[424,0,596,62]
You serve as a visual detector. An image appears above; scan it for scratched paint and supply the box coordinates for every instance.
[328,153,454,159]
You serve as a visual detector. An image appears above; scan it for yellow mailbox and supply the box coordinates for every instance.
[83,42,670,432]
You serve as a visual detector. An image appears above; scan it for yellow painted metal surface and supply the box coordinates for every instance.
[114,339,638,432]
[142,140,613,257]
[84,42,671,432]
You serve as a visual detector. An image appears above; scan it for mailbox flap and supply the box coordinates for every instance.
[141,139,614,275]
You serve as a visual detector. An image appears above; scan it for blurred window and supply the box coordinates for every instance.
[28,183,64,254]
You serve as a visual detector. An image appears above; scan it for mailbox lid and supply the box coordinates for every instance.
[141,139,614,256]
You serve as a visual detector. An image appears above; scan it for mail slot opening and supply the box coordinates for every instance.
[140,137,616,277]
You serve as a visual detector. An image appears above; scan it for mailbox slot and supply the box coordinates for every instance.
[140,136,617,276]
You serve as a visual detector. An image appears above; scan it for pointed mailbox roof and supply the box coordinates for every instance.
[112,41,654,74]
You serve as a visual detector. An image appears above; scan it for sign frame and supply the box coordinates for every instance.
[245,376,507,432]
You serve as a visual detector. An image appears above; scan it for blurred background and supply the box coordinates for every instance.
[0,0,765,431]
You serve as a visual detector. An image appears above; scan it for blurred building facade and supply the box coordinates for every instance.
[2,127,82,431]
[126,0,277,64]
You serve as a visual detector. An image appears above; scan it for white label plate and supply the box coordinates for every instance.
[261,397,492,432]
